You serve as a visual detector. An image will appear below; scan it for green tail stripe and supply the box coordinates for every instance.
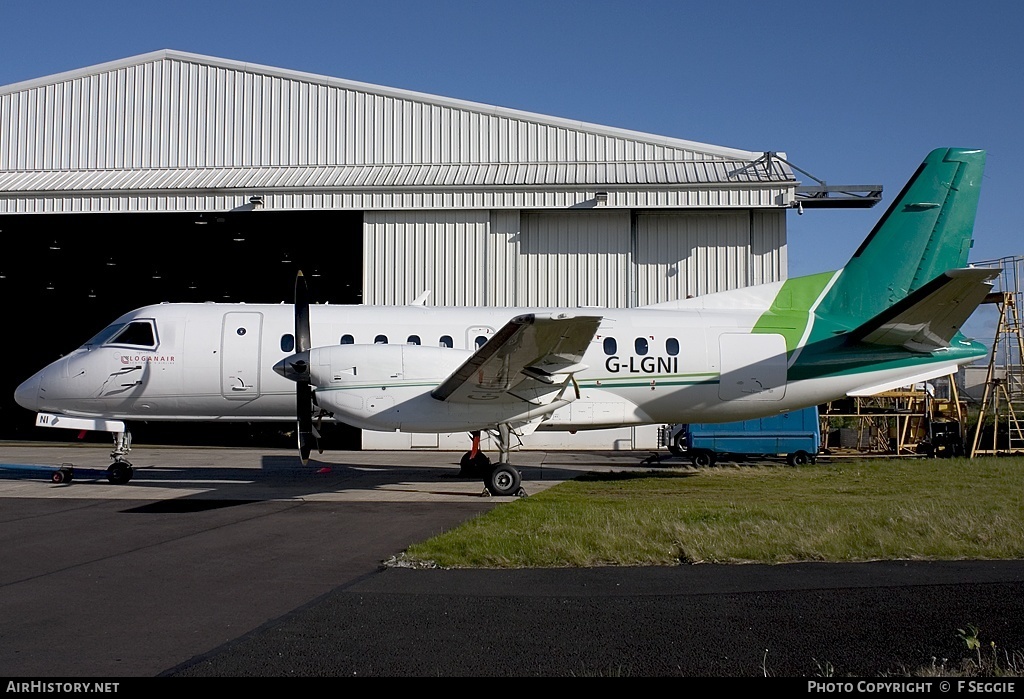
[752,271,835,353]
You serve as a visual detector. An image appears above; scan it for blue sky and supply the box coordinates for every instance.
[3,0,1022,339]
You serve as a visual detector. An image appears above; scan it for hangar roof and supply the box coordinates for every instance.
[0,50,796,213]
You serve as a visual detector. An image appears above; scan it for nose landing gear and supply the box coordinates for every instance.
[106,429,134,484]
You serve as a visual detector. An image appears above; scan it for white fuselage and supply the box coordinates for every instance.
[14,299,974,435]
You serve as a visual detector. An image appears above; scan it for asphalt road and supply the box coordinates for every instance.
[2,443,1022,678]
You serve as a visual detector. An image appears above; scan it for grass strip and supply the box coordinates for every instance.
[404,456,1024,568]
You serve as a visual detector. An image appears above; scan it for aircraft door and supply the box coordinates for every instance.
[718,333,787,401]
[221,312,263,400]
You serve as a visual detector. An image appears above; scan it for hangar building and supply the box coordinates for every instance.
[0,50,861,451]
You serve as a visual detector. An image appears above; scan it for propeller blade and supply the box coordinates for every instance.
[295,270,311,353]
[313,413,325,455]
[297,381,313,465]
[294,270,314,464]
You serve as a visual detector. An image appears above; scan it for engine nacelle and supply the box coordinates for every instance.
[289,343,577,432]
[295,344,472,431]
[306,344,471,387]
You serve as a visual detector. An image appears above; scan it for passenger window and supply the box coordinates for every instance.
[475,335,488,349]
[439,335,453,348]
[281,334,295,352]
[666,338,679,356]
[603,337,617,355]
[635,338,648,355]
[109,321,157,348]
[407,335,421,345]
[340,334,354,345]
[374,335,388,344]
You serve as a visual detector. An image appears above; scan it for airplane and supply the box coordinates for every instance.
[14,148,998,495]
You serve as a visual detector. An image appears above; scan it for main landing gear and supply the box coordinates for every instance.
[460,427,525,498]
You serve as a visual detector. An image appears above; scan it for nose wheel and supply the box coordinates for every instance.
[105,428,134,484]
[106,461,134,485]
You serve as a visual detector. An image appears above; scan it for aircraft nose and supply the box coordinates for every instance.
[14,373,41,412]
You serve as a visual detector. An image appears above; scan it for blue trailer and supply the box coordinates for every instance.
[664,406,820,467]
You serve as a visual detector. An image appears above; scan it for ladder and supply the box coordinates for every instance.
[969,290,1024,456]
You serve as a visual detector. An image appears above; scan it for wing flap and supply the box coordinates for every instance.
[431,313,602,404]
[846,268,999,352]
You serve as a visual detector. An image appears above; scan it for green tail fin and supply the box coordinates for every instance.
[817,148,986,327]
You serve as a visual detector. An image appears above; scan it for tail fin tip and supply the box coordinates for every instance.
[817,147,986,326]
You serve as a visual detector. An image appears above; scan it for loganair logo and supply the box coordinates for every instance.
[120,354,175,364]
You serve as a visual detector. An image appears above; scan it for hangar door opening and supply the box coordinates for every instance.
[1,209,363,448]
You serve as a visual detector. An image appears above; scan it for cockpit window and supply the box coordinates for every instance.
[109,321,157,348]
[86,320,158,349]
[85,323,128,347]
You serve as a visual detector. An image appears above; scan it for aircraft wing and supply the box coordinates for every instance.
[845,268,999,353]
[431,313,602,404]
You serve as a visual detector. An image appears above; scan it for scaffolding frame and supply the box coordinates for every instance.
[969,255,1024,457]
[820,374,965,458]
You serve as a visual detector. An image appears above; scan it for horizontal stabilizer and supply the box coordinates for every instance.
[432,313,602,403]
[847,362,963,397]
[846,268,999,352]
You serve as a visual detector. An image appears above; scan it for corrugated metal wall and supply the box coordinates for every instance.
[363,210,492,306]
[518,211,631,307]
[1,55,736,172]
[364,209,786,308]
[749,210,787,286]
[1,52,796,215]
[634,211,785,303]
[635,212,748,304]
[486,210,521,306]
